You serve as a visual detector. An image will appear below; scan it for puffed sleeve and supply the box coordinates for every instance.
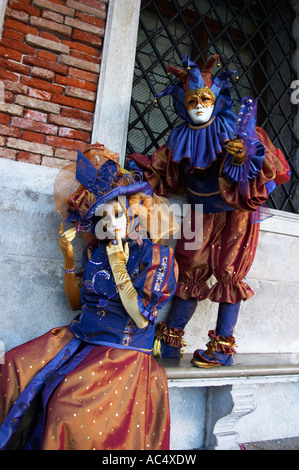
[132,243,178,323]
[127,145,186,196]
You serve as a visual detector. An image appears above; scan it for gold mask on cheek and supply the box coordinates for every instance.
[185,87,216,110]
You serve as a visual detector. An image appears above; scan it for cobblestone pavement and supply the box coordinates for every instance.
[240,437,299,450]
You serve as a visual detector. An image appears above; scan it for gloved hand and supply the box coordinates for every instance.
[59,223,81,311]
[59,222,76,265]
[107,230,149,329]
[224,137,247,165]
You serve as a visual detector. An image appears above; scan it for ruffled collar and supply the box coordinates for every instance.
[167,110,237,172]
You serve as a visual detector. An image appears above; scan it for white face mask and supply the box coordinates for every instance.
[95,200,127,240]
[185,87,216,125]
[187,104,214,125]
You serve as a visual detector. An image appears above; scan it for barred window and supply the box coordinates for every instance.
[126,0,298,213]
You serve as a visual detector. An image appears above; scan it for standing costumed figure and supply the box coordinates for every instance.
[127,54,290,367]
[0,143,178,450]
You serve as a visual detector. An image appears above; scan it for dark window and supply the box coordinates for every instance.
[126,0,298,213]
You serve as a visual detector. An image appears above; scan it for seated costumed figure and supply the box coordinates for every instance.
[127,54,290,367]
[0,143,178,450]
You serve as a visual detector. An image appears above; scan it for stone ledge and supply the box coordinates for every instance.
[161,353,299,385]
[163,353,299,450]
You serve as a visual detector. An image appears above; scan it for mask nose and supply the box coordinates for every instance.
[109,217,119,230]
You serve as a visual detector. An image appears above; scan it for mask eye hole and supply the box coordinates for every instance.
[187,98,197,110]
[115,210,124,219]
[199,93,215,107]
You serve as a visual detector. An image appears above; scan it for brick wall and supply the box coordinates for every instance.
[0,0,108,168]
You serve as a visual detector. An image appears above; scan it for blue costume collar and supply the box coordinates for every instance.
[167,110,237,171]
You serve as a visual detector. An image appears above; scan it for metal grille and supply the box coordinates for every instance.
[126,0,298,213]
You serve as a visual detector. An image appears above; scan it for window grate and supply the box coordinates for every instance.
[126,0,298,213]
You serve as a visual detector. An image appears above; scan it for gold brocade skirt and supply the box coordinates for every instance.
[0,327,170,450]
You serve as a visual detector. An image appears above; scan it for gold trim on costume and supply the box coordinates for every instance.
[188,116,216,130]
[186,186,220,197]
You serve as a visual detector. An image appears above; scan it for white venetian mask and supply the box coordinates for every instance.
[95,200,127,240]
[185,87,215,125]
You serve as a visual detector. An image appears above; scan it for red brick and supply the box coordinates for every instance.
[0,113,11,125]
[0,148,17,159]
[8,0,41,17]
[10,0,31,5]
[76,0,106,11]
[0,123,21,138]
[20,76,64,95]
[39,31,60,42]
[72,29,102,47]
[4,18,38,35]
[55,75,97,92]
[17,151,42,164]
[46,135,87,152]
[0,69,19,83]
[2,28,25,43]
[0,45,22,62]
[51,94,95,112]
[12,116,57,135]
[4,91,14,104]
[23,109,48,122]
[28,88,52,101]
[23,55,68,75]
[23,130,45,144]
[43,0,67,5]
[0,57,30,76]
[70,50,99,65]
[0,37,35,56]
[61,40,100,57]
[68,67,98,84]
[75,11,105,29]
[37,50,58,62]
[0,136,6,146]
[61,107,93,122]
[59,127,90,142]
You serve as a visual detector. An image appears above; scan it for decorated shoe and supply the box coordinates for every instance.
[190,330,237,368]
[153,321,186,358]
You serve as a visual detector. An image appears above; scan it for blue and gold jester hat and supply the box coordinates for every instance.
[155,54,238,122]
[64,145,153,233]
